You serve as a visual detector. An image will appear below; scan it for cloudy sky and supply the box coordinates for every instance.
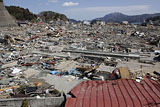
[4,0,160,20]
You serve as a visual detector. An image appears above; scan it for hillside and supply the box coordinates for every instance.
[146,16,160,22]
[5,6,69,22]
[38,11,68,22]
[69,19,77,23]
[145,16,160,25]
[93,12,160,23]
[6,6,37,21]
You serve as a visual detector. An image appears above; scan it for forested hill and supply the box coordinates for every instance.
[38,11,68,22]
[6,6,37,21]
[5,6,69,22]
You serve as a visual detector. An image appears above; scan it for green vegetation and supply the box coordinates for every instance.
[6,6,37,21]
[17,85,28,92]
[52,89,60,95]
[146,16,160,22]
[38,11,68,22]
[5,6,68,22]
[21,99,29,107]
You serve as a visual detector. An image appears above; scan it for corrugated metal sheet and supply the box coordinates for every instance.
[65,77,160,107]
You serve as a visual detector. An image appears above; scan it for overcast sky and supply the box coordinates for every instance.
[4,0,160,20]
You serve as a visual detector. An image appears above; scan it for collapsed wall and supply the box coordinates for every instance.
[0,96,64,107]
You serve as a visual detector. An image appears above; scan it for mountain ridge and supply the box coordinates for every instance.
[93,12,160,23]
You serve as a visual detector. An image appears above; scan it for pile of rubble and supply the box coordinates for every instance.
[0,21,160,100]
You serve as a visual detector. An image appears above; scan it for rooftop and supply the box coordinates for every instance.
[65,77,160,107]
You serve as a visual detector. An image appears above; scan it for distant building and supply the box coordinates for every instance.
[83,20,91,25]
[121,21,129,25]
[91,20,105,26]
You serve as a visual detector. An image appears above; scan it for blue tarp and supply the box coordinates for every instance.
[68,69,80,76]
[68,69,75,75]
[50,71,57,75]
[50,69,81,76]
[50,70,61,75]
